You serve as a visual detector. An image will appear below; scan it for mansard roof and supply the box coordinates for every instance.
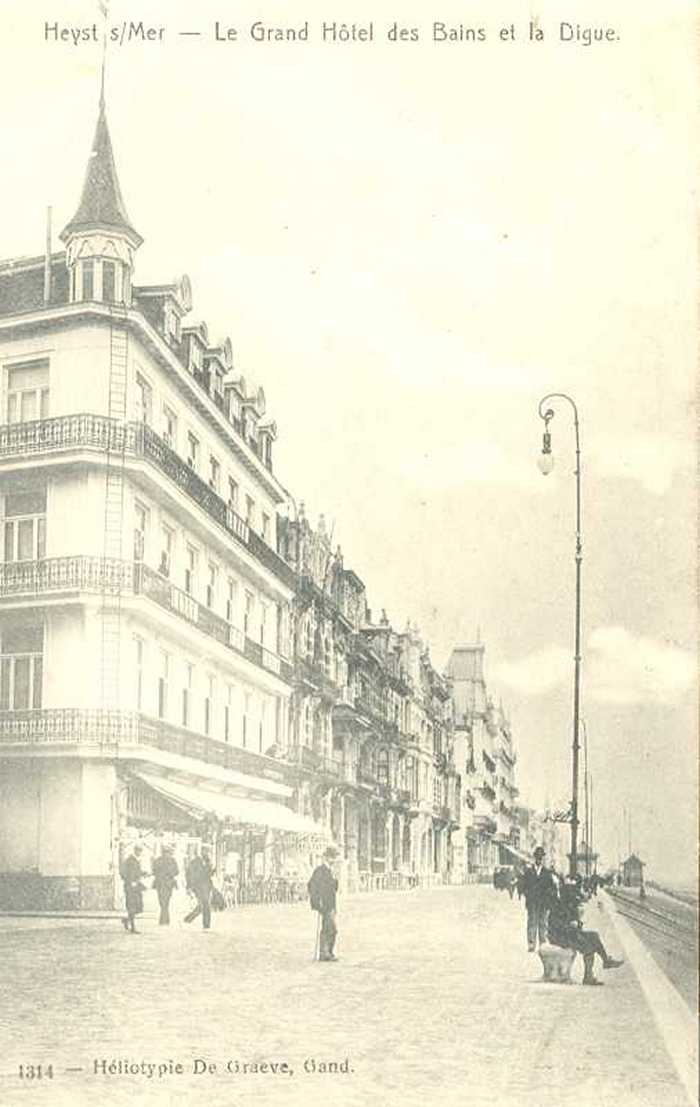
[60,99,142,247]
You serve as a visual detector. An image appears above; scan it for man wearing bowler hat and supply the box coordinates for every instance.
[518,845,557,952]
[308,847,340,962]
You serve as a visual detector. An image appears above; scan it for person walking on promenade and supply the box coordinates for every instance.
[184,846,215,929]
[549,880,624,985]
[152,843,179,926]
[120,843,146,934]
[518,846,557,952]
[308,847,340,962]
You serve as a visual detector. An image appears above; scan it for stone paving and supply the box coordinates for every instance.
[0,885,691,1107]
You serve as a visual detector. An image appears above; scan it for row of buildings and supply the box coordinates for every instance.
[0,89,528,910]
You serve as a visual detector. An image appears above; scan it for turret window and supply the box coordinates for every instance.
[102,261,116,303]
[81,260,95,300]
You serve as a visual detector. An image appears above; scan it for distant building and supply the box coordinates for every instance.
[622,853,645,887]
[445,644,520,878]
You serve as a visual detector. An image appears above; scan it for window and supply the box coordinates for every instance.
[81,259,94,300]
[133,502,148,562]
[102,260,116,303]
[158,651,169,719]
[134,636,144,710]
[191,343,202,371]
[165,305,181,342]
[3,488,46,562]
[259,698,266,753]
[206,563,218,609]
[135,374,152,425]
[228,478,239,513]
[204,675,215,736]
[244,592,254,637]
[182,662,193,728]
[209,455,220,492]
[377,748,389,785]
[163,407,178,449]
[245,496,255,528]
[187,432,199,470]
[226,578,238,624]
[242,692,250,748]
[261,513,271,543]
[224,684,234,743]
[0,622,43,710]
[6,362,49,424]
[259,602,268,647]
[159,524,173,576]
[185,546,198,596]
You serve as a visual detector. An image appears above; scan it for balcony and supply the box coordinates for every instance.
[0,415,296,589]
[473,814,497,835]
[0,708,288,784]
[296,656,339,697]
[0,557,293,685]
[0,556,134,596]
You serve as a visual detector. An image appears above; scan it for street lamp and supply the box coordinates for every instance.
[537,393,582,878]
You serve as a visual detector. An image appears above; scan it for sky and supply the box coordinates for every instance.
[0,0,696,885]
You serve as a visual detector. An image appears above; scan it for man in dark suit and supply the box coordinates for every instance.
[308,847,340,962]
[549,880,624,985]
[120,843,146,934]
[184,846,215,929]
[152,843,179,925]
[518,846,557,951]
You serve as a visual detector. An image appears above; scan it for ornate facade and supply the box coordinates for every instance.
[278,512,460,890]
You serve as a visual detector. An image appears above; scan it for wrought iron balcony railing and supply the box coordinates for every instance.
[0,708,288,783]
[0,415,296,589]
[0,557,293,685]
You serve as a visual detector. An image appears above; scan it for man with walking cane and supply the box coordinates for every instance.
[308,847,340,962]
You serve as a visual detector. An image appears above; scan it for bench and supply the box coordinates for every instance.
[538,942,576,983]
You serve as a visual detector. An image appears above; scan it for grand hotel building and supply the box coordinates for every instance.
[0,93,324,911]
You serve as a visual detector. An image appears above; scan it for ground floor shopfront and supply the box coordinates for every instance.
[0,743,327,912]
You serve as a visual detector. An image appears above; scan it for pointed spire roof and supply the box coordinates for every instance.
[60,97,142,246]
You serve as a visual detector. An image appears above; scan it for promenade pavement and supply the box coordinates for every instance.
[0,884,693,1107]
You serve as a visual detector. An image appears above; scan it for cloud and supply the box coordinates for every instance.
[494,627,695,706]
[587,626,696,705]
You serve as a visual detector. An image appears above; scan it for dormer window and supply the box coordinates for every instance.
[191,344,202,371]
[164,305,181,342]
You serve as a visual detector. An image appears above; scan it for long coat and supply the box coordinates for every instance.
[120,854,146,915]
[518,864,557,909]
[186,854,214,893]
[308,863,338,914]
[153,853,179,891]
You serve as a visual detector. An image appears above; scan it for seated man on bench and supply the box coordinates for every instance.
[548,879,624,986]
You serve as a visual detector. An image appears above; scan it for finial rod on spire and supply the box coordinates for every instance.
[99,1,109,107]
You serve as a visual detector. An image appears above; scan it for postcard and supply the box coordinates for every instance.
[0,2,696,1105]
